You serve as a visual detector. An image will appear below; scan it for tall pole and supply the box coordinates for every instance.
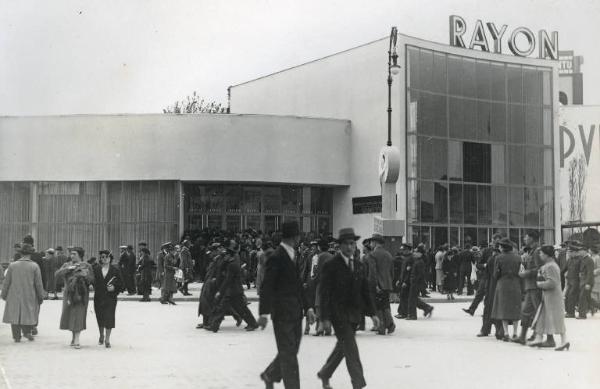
[387,47,392,146]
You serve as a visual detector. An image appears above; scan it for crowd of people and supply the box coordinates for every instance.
[1,226,599,388]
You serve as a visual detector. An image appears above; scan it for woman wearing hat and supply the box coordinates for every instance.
[92,250,124,348]
[491,238,522,341]
[528,245,570,351]
[1,243,46,342]
[55,247,95,349]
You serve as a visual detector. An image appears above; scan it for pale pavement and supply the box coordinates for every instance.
[0,297,597,389]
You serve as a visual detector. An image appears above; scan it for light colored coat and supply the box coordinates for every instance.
[534,261,566,335]
[1,258,46,325]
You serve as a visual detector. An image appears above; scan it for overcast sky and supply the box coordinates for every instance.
[1,0,598,116]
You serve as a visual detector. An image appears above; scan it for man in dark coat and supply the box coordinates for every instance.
[564,243,582,318]
[311,239,334,336]
[514,230,544,345]
[179,240,194,296]
[209,240,258,332]
[365,233,395,334]
[407,247,434,320]
[464,241,497,316]
[478,234,504,339]
[395,243,413,319]
[137,248,156,302]
[258,222,315,389]
[456,245,474,295]
[570,240,595,319]
[118,246,135,295]
[317,228,379,389]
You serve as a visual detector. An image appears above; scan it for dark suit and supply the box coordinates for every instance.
[457,250,474,295]
[318,254,375,389]
[259,245,311,389]
[408,255,432,318]
[92,265,123,329]
[210,255,257,331]
[481,250,503,337]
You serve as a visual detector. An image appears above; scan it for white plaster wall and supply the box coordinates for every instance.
[0,114,351,185]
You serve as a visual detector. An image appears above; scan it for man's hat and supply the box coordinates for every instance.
[160,241,173,250]
[310,240,319,246]
[566,239,586,250]
[281,221,300,239]
[401,243,413,250]
[336,228,360,243]
[18,243,36,256]
[498,238,515,249]
[55,246,64,251]
[370,233,385,244]
[98,249,111,256]
[46,248,55,254]
[119,245,127,250]
[138,241,148,247]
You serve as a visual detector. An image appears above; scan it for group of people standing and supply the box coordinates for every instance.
[2,235,124,348]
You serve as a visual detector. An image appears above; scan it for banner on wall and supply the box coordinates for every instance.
[559,106,600,226]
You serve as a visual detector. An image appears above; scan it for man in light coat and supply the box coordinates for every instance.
[1,243,46,342]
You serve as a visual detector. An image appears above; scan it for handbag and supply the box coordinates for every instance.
[174,268,184,282]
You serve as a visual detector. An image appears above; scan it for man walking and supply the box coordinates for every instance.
[258,221,315,389]
[407,246,434,320]
[2,243,46,342]
[317,228,379,389]
[477,234,504,339]
[564,242,582,318]
[456,245,474,295]
[573,240,595,319]
[365,233,395,335]
[179,240,194,296]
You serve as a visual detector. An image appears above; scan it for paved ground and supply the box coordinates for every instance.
[0,297,597,389]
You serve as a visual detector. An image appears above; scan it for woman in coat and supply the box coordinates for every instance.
[55,246,95,349]
[1,244,46,342]
[442,247,459,300]
[93,250,124,348]
[161,244,178,305]
[491,238,522,341]
[529,245,570,351]
[137,247,156,302]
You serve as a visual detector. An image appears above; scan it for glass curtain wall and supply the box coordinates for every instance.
[407,46,555,249]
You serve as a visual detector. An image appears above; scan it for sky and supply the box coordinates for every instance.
[1,0,599,116]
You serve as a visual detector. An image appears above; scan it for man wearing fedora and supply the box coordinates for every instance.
[209,240,259,332]
[2,243,46,342]
[365,233,395,334]
[258,221,316,389]
[317,228,379,389]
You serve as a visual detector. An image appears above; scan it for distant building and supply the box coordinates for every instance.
[558,51,584,105]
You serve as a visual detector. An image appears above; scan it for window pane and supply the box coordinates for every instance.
[420,49,434,92]
[432,53,447,94]
[476,60,491,100]
[543,189,554,227]
[432,226,449,248]
[544,148,553,186]
[263,187,281,213]
[420,181,434,223]
[491,144,505,184]
[542,71,552,106]
[478,228,488,247]
[207,185,223,213]
[509,187,524,226]
[419,137,447,180]
[450,184,463,224]
[408,90,418,133]
[492,186,507,224]
[433,182,448,223]
[417,92,446,136]
[509,104,525,143]
[449,97,464,139]
[224,185,242,213]
[490,102,506,142]
[311,188,332,215]
[507,66,522,103]
[525,106,542,145]
[477,101,491,142]
[463,142,491,183]
[448,140,463,181]
[448,55,462,96]
[490,63,506,101]
[478,186,492,224]
[523,68,542,106]
[408,47,420,89]
[464,184,478,224]
[463,99,477,140]
[463,227,477,246]
[524,188,542,226]
[242,187,262,213]
[525,147,543,186]
[510,228,520,249]
[543,109,552,146]
[462,58,477,98]
[543,229,554,245]
[508,146,525,185]
[450,227,460,246]
[407,135,417,178]
[282,186,301,214]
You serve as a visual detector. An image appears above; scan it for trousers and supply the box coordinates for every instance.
[408,285,431,318]
[520,289,542,328]
[579,286,593,317]
[374,291,394,333]
[211,294,257,331]
[11,324,33,340]
[457,268,473,294]
[263,319,303,389]
[467,278,487,313]
[319,321,366,389]
[564,281,580,315]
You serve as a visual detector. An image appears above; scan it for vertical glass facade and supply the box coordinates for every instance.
[184,184,332,235]
[407,46,555,249]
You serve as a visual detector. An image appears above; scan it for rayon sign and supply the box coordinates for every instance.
[449,15,559,60]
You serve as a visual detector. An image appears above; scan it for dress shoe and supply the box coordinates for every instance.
[539,339,556,348]
[317,372,333,389]
[160,300,168,305]
[395,314,407,319]
[476,333,489,337]
[576,315,587,320]
[31,327,38,336]
[564,313,575,318]
[24,334,35,341]
[421,294,431,298]
[260,373,274,389]
[168,300,177,305]
[98,336,104,345]
[424,307,434,318]
[387,324,396,334]
[313,331,324,337]
[245,325,259,332]
[462,308,474,316]
[527,340,544,347]
[555,342,570,351]
[527,334,536,342]
[183,292,192,296]
[502,335,510,342]
[304,327,310,335]
[105,342,111,349]
[405,316,417,321]
[195,324,204,329]
[13,338,21,343]
[512,337,526,345]
[51,296,59,300]
[236,317,243,327]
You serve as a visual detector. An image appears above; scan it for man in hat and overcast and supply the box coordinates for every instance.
[2,243,46,342]
[365,233,395,334]
[564,240,583,318]
[568,240,595,319]
[395,243,413,319]
[258,221,316,389]
[317,228,379,389]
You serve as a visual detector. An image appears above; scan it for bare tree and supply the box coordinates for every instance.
[568,153,587,223]
[163,91,227,114]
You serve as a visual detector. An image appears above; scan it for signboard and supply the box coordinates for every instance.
[352,196,382,214]
[559,106,600,224]
[449,15,558,60]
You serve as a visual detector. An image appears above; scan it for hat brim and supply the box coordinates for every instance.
[336,235,361,243]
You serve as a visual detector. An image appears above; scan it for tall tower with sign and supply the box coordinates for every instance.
[559,50,584,105]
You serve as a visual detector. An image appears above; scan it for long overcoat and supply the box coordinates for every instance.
[161,253,178,293]
[56,261,95,332]
[534,260,566,335]
[1,258,46,325]
[93,264,123,329]
[491,252,522,321]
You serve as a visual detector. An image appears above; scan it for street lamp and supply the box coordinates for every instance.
[387,26,401,146]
